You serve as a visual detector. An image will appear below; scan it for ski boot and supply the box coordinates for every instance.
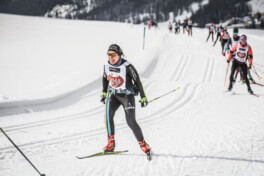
[103,135,115,152]
[249,77,255,84]
[227,85,233,92]
[139,140,152,160]
[248,88,254,95]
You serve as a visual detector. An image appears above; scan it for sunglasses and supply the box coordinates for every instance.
[107,53,118,57]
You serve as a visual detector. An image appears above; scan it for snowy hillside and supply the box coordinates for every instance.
[248,0,264,13]
[0,14,264,176]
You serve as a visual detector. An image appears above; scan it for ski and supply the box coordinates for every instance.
[251,82,264,87]
[224,90,259,97]
[251,93,259,97]
[76,150,128,159]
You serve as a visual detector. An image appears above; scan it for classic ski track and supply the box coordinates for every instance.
[0,34,175,132]
[199,45,216,83]
[0,46,201,156]
[175,45,190,82]
[208,55,216,83]
[1,33,203,162]
[0,78,102,117]
[2,106,102,131]
[173,55,188,82]
[138,83,199,128]
[169,54,184,81]
[202,56,215,83]
[2,80,154,133]
[182,44,191,80]
[0,45,160,117]
[0,83,199,154]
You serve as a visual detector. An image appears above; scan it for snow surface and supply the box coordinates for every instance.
[248,0,264,13]
[1,13,264,176]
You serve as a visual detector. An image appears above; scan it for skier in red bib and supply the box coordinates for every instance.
[227,35,254,94]
[168,22,173,33]
[221,27,230,56]
[213,23,223,46]
[206,22,215,42]
[101,44,151,156]
[224,27,241,82]
[187,18,193,36]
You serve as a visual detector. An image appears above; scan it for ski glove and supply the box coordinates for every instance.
[139,97,148,107]
[227,58,231,63]
[248,64,252,69]
[100,92,107,104]
[222,52,225,56]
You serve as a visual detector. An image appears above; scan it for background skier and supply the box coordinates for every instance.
[206,22,215,42]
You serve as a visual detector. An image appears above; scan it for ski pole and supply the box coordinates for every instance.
[224,63,230,87]
[148,87,180,103]
[143,26,146,50]
[252,64,263,80]
[0,127,46,176]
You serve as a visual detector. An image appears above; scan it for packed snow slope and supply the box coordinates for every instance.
[1,14,264,176]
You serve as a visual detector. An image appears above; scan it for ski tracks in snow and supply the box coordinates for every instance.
[0,30,214,158]
[2,27,264,176]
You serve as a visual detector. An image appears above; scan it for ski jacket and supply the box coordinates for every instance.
[175,23,180,28]
[188,20,192,27]
[221,31,230,40]
[228,43,253,64]
[217,26,223,33]
[209,25,215,32]
[102,58,145,98]
[224,36,240,52]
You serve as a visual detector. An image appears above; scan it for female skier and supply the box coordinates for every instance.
[206,22,215,42]
[227,35,254,94]
[101,44,151,156]
[221,27,230,55]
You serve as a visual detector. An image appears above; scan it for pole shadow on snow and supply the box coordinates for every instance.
[118,153,264,164]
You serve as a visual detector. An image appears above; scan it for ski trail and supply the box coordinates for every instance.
[2,106,102,132]
[169,54,185,81]
[0,83,199,156]
[170,44,189,82]
[198,45,216,83]
[0,78,101,117]
[2,81,156,133]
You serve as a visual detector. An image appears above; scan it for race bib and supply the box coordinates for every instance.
[108,75,124,88]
